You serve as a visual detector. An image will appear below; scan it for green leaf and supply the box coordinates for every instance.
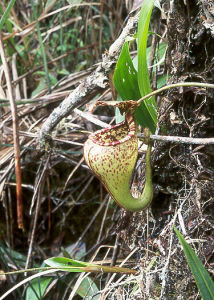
[45,257,88,272]
[58,69,70,76]
[112,40,157,131]
[113,0,159,133]
[45,257,137,274]
[137,0,158,133]
[76,277,99,300]
[32,0,51,93]
[25,277,52,300]
[31,79,47,97]
[0,0,16,31]
[0,241,28,268]
[137,0,155,96]
[133,42,167,71]
[115,95,125,124]
[174,227,214,300]
[157,73,167,89]
[45,0,58,10]
[113,41,141,101]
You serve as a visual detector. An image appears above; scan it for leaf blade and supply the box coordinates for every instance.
[137,0,158,133]
[0,0,16,31]
[45,257,137,274]
[174,227,214,300]
[113,41,141,101]
[25,277,52,300]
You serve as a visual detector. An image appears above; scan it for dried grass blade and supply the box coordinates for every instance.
[0,34,23,229]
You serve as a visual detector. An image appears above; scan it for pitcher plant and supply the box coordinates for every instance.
[83,100,153,212]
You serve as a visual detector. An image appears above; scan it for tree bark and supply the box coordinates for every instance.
[154,1,214,298]
[124,1,214,299]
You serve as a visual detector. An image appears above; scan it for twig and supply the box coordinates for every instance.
[100,247,139,299]
[137,133,214,145]
[97,197,111,244]
[74,108,110,128]
[4,124,214,146]
[38,13,139,145]
[25,156,50,272]
[0,34,23,229]
[61,157,84,197]
[159,227,174,300]
[71,195,109,252]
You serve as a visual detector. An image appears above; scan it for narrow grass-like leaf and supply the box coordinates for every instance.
[137,0,158,133]
[174,227,214,300]
[45,257,88,272]
[133,42,167,71]
[31,0,51,93]
[45,257,137,274]
[138,0,155,96]
[59,11,64,64]
[0,0,16,31]
[31,78,47,97]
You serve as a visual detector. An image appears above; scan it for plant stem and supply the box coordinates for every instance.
[137,82,214,105]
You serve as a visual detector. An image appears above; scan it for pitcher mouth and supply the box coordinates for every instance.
[89,113,136,146]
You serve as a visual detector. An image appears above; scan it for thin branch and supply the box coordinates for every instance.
[138,133,214,145]
[4,124,214,147]
[38,13,139,145]
[0,34,23,229]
